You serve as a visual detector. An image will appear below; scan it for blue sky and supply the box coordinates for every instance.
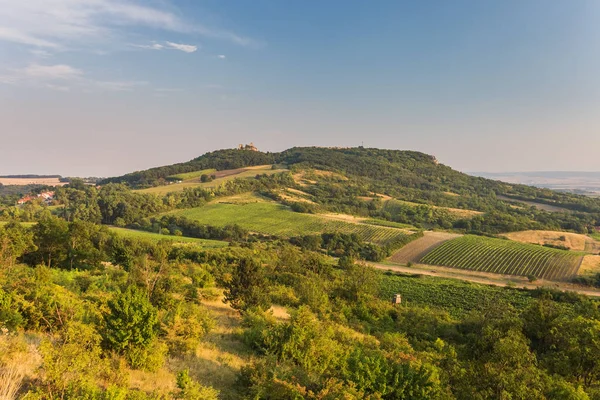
[1,0,599,176]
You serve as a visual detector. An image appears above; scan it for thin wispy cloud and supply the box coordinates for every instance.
[165,42,198,53]
[218,55,226,59]
[24,64,83,80]
[134,41,198,53]
[0,63,146,92]
[0,0,258,50]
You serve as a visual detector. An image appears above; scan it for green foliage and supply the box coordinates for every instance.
[224,257,270,311]
[102,286,158,355]
[175,369,219,400]
[35,321,107,399]
[161,302,215,356]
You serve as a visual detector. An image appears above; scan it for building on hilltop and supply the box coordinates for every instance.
[237,142,258,152]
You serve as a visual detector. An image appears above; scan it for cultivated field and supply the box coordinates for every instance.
[420,235,584,281]
[504,230,588,251]
[167,169,216,181]
[109,227,229,248]
[138,165,287,195]
[497,195,571,213]
[0,177,66,186]
[167,195,411,246]
[389,231,462,263]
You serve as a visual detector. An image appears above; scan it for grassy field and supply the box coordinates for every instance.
[109,227,229,248]
[166,196,411,246]
[420,235,583,281]
[138,165,287,195]
[167,169,216,181]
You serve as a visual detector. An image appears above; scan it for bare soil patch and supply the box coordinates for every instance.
[389,231,462,264]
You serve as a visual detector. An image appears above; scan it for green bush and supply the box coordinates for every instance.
[102,287,158,354]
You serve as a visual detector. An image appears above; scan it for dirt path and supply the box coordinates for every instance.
[369,261,600,298]
[389,231,461,264]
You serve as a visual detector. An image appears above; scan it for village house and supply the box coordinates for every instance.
[17,191,55,205]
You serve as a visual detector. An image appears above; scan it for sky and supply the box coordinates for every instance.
[1,0,600,177]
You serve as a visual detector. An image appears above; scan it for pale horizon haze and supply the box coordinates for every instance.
[1,0,600,177]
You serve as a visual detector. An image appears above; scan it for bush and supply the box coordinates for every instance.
[102,287,158,354]
[175,369,219,400]
[125,339,168,372]
[162,303,215,356]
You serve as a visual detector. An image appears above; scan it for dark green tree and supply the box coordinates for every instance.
[224,257,270,311]
[102,286,158,353]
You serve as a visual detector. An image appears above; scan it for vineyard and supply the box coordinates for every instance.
[168,200,411,246]
[420,235,584,281]
[378,272,576,318]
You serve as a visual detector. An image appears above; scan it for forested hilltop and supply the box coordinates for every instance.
[103,146,600,233]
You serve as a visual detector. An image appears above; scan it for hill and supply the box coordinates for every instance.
[103,146,600,234]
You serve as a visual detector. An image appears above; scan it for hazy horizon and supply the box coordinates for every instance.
[2,0,600,176]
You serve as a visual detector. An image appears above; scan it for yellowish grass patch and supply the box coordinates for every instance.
[505,230,587,251]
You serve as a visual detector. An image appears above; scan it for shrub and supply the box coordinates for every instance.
[102,287,158,354]
[125,339,168,372]
[175,369,219,400]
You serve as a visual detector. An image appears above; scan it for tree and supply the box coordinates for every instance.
[30,215,69,268]
[102,286,158,353]
[224,257,270,311]
[545,317,600,387]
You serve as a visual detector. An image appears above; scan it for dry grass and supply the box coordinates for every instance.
[129,368,176,395]
[320,213,366,223]
[505,230,588,251]
[578,255,600,276]
[0,333,42,400]
[278,189,316,204]
[444,192,460,197]
[169,295,253,400]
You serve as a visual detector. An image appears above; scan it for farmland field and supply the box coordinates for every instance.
[109,227,229,248]
[138,165,287,195]
[167,197,411,246]
[504,230,589,251]
[167,169,216,181]
[389,231,461,264]
[0,177,66,186]
[420,235,584,280]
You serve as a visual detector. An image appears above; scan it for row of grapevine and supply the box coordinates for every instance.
[420,235,583,281]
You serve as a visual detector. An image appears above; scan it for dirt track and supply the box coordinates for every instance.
[389,231,461,264]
